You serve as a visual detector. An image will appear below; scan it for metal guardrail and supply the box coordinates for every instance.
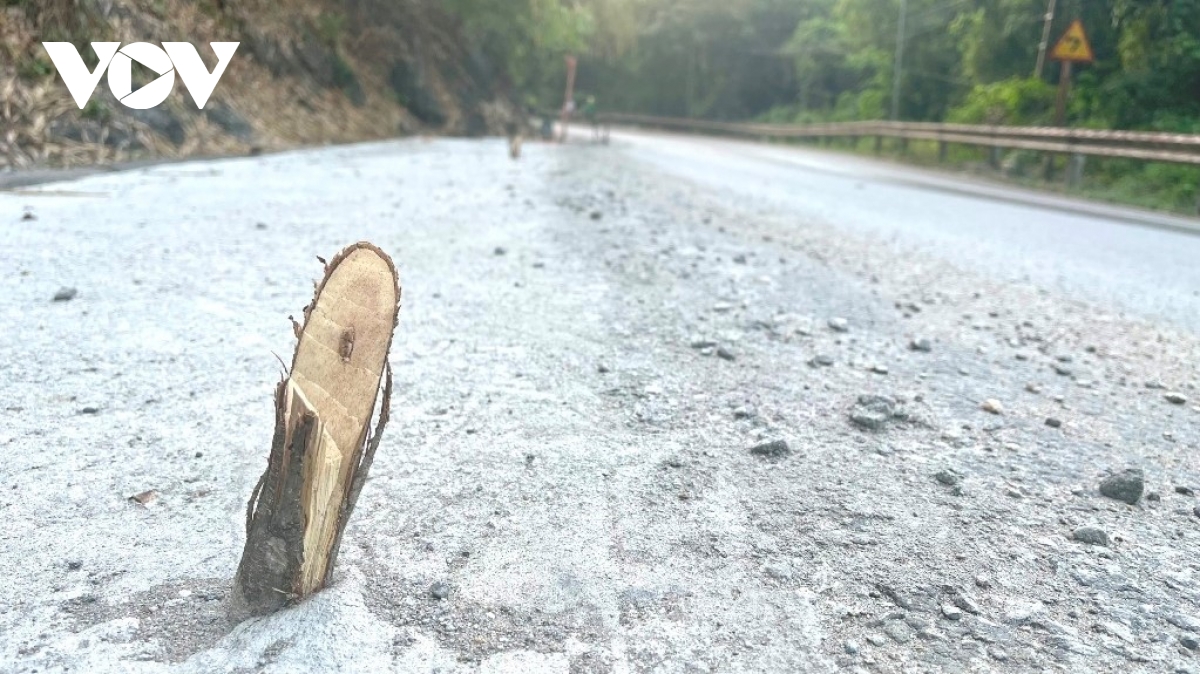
[599,112,1200,166]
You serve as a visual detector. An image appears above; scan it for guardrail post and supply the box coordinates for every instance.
[989,147,1001,170]
[1066,153,1085,188]
[937,140,947,162]
[874,136,882,154]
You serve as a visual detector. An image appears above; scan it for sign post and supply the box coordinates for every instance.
[1049,19,1094,126]
[559,55,578,143]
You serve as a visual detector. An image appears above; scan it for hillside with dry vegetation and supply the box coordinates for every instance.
[1,0,525,169]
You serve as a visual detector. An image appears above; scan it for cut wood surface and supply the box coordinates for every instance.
[231,242,400,619]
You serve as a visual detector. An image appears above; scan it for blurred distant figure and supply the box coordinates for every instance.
[505,120,522,160]
[583,95,598,139]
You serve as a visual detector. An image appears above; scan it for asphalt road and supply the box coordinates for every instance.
[2,132,1199,674]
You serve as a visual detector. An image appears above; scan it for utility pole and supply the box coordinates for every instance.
[890,0,907,120]
[1034,0,1057,79]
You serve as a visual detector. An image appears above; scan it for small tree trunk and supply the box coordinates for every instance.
[230,242,400,620]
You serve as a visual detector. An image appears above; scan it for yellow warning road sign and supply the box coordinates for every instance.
[1051,20,1094,63]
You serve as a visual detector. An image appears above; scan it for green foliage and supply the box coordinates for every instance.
[947,77,1057,125]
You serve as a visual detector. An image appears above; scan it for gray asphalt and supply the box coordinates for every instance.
[618,129,1200,332]
[1,133,1199,674]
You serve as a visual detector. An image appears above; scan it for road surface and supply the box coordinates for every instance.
[1,131,1198,674]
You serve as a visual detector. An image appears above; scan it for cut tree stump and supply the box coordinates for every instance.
[230,242,400,619]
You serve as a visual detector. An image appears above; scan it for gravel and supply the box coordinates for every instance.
[1072,525,1109,546]
[2,134,1199,674]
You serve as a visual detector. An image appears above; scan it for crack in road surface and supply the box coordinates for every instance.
[1,135,1198,673]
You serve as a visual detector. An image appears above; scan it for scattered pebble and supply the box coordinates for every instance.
[869,364,889,375]
[690,338,717,349]
[909,337,932,352]
[850,395,903,430]
[974,574,991,589]
[79,406,100,415]
[596,363,611,374]
[493,246,507,256]
[590,211,602,220]
[732,253,747,264]
[66,560,82,571]
[1099,468,1144,505]
[733,406,756,420]
[52,287,78,302]
[716,346,736,361]
[128,489,159,506]
[1054,364,1073,376]
[941,604,963,621]
[809,354,835,367]
[981,399,1004,415]
[1045,417,1062,428]
[749,439,790,460]
[827,317,849,332]
[255,222,267,230]
[21,211,36,221]
[1181,635,1199,651]
[430,582,450,600]
[934,469,962,486]
[1175,486,1194,497]
[1025,383,1041,394]
[1073,525,1108,546]
[843,639,860,655]
[1165,392,1187,405]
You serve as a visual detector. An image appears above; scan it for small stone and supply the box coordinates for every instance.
[865,633,887,647]
[1194,505,1200,518]
[1073,525,1108,546]
[430,582,450,600]
[52,287,78,302]
[1146,381,1165,389]
[989,647,1008,662]
[974,574,991,589]
[493,246,507,256]
[941,604,963,621]
[953,593,982,615]
[590,211,602,220]
[1054,364,1073,376]
[749,439,790,460]
[733,406,756,419]
[1025,383,1041,394]
[21,211,36,221]
[1147,492,1161,502]
[869,364,889,375]
[843,639,860,655]
[128,489,159,506]
[597,363,611,374]
[732,253,747,264]
[1175,486,1195,496]
[1182,635,1199,650]
[934,469,962,486]
[850,395,898,430]
[79,406,100,415]
[1165,392,1187,405]
[884,620,914,644]
[1099,468,1144,505]
[532,261,545,268]
[809,354,835,367]
[67,560,82,571]
[255,222,267,230]
[828,317,849,332]
[690,338,717,349]
[716,346,736,361]
[1045,417,1062,428]
[909,337,932,352]
[981,399,1004,415]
